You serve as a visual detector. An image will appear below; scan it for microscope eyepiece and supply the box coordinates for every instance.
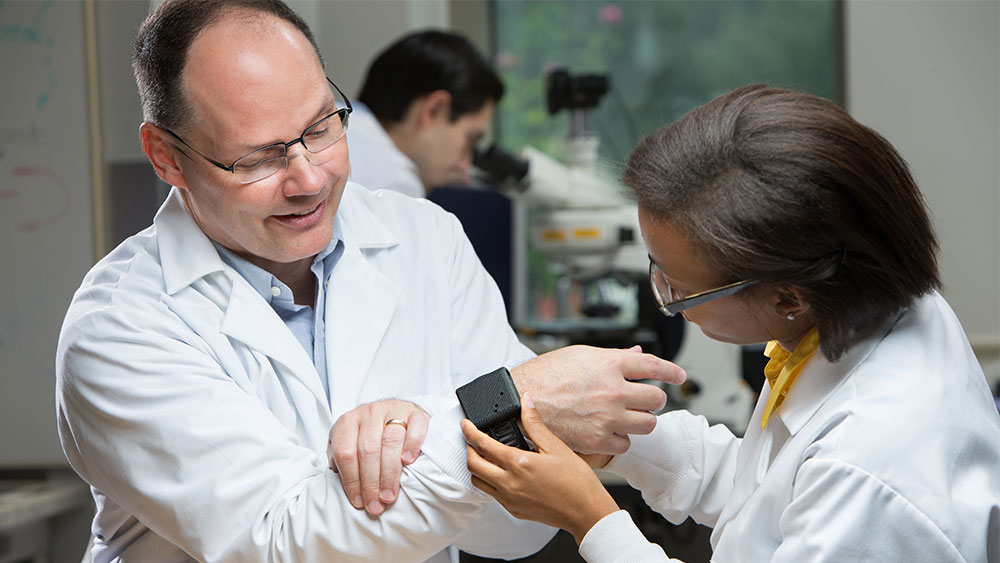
[545,67,610,115]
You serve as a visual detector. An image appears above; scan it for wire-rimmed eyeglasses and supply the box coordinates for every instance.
[160,77,352,184]
[649,261,757,317]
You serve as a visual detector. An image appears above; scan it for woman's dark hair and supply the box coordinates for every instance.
[358,30,504,124]
[132,0,323,130]
[623,84,941,361]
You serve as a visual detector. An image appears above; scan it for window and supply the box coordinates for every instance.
[494,0,841,164]
[492,1,841,333]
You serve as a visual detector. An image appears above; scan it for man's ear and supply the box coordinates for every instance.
[416,89,452,128]
[139,121,189,189]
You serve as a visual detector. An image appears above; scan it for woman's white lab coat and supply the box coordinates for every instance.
[55,184,554,562]
[580,292,1000,563]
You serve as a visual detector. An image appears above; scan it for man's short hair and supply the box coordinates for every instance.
[358,30,504,124]
[133,0,323,130]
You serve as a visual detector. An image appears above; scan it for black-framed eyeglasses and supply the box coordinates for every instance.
[649,261,757,317]
[160,77,352,184]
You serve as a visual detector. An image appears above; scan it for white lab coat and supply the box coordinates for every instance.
[347,101,426,198]
[55,184,555,562]
[580,291,1000,563]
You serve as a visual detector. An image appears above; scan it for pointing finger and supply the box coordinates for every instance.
[622,354,687,385]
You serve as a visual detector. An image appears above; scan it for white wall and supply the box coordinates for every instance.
[845,0,1000,360]
[96,1,148,162]
[309,0,449,98]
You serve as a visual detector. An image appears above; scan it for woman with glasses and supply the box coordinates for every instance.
[463,85,1000,562]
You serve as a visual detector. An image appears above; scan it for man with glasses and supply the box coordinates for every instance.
[54,1,684,562]
[159,78,353,187]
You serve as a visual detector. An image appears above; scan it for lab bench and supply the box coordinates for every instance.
[0,471,91,563]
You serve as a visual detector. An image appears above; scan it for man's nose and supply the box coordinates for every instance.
[282,145,325,197]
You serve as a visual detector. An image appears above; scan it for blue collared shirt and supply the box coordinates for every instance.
[213,222,344,401]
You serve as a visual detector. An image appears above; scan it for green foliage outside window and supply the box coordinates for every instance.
[493,0,840,167]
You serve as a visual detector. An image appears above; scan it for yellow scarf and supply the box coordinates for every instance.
[761,327,820,429]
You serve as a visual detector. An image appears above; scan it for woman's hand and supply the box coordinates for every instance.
[463,394,621,545]
[328,399,429,516]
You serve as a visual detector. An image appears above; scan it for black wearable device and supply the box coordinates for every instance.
[456,366,532,450]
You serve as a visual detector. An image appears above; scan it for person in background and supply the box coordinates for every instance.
[464,84,1000,562]
[347,30,502,198]
[54,1,686,561]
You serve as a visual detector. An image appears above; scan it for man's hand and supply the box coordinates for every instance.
[328,400,429,516]
[511,345,685,454]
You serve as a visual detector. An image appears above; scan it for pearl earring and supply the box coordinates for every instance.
[787,313,796,321]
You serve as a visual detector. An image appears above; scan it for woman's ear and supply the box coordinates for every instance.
[774,286,811,321]
[139,121,189,190]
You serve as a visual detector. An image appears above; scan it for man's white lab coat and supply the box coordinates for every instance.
[347,101,426,198]
[55,184,555,562]
[579,291,1000,563]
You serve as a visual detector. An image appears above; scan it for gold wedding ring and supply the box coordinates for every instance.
[384,418,408,430]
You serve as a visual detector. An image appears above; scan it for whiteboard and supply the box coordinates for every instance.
[0,0,95,466]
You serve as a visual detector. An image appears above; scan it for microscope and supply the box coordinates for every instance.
[486,68,679,360]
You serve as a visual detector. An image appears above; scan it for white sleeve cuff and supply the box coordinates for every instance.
[603,411,694,501]
[579,510,675,563]
[410,395,485,496]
